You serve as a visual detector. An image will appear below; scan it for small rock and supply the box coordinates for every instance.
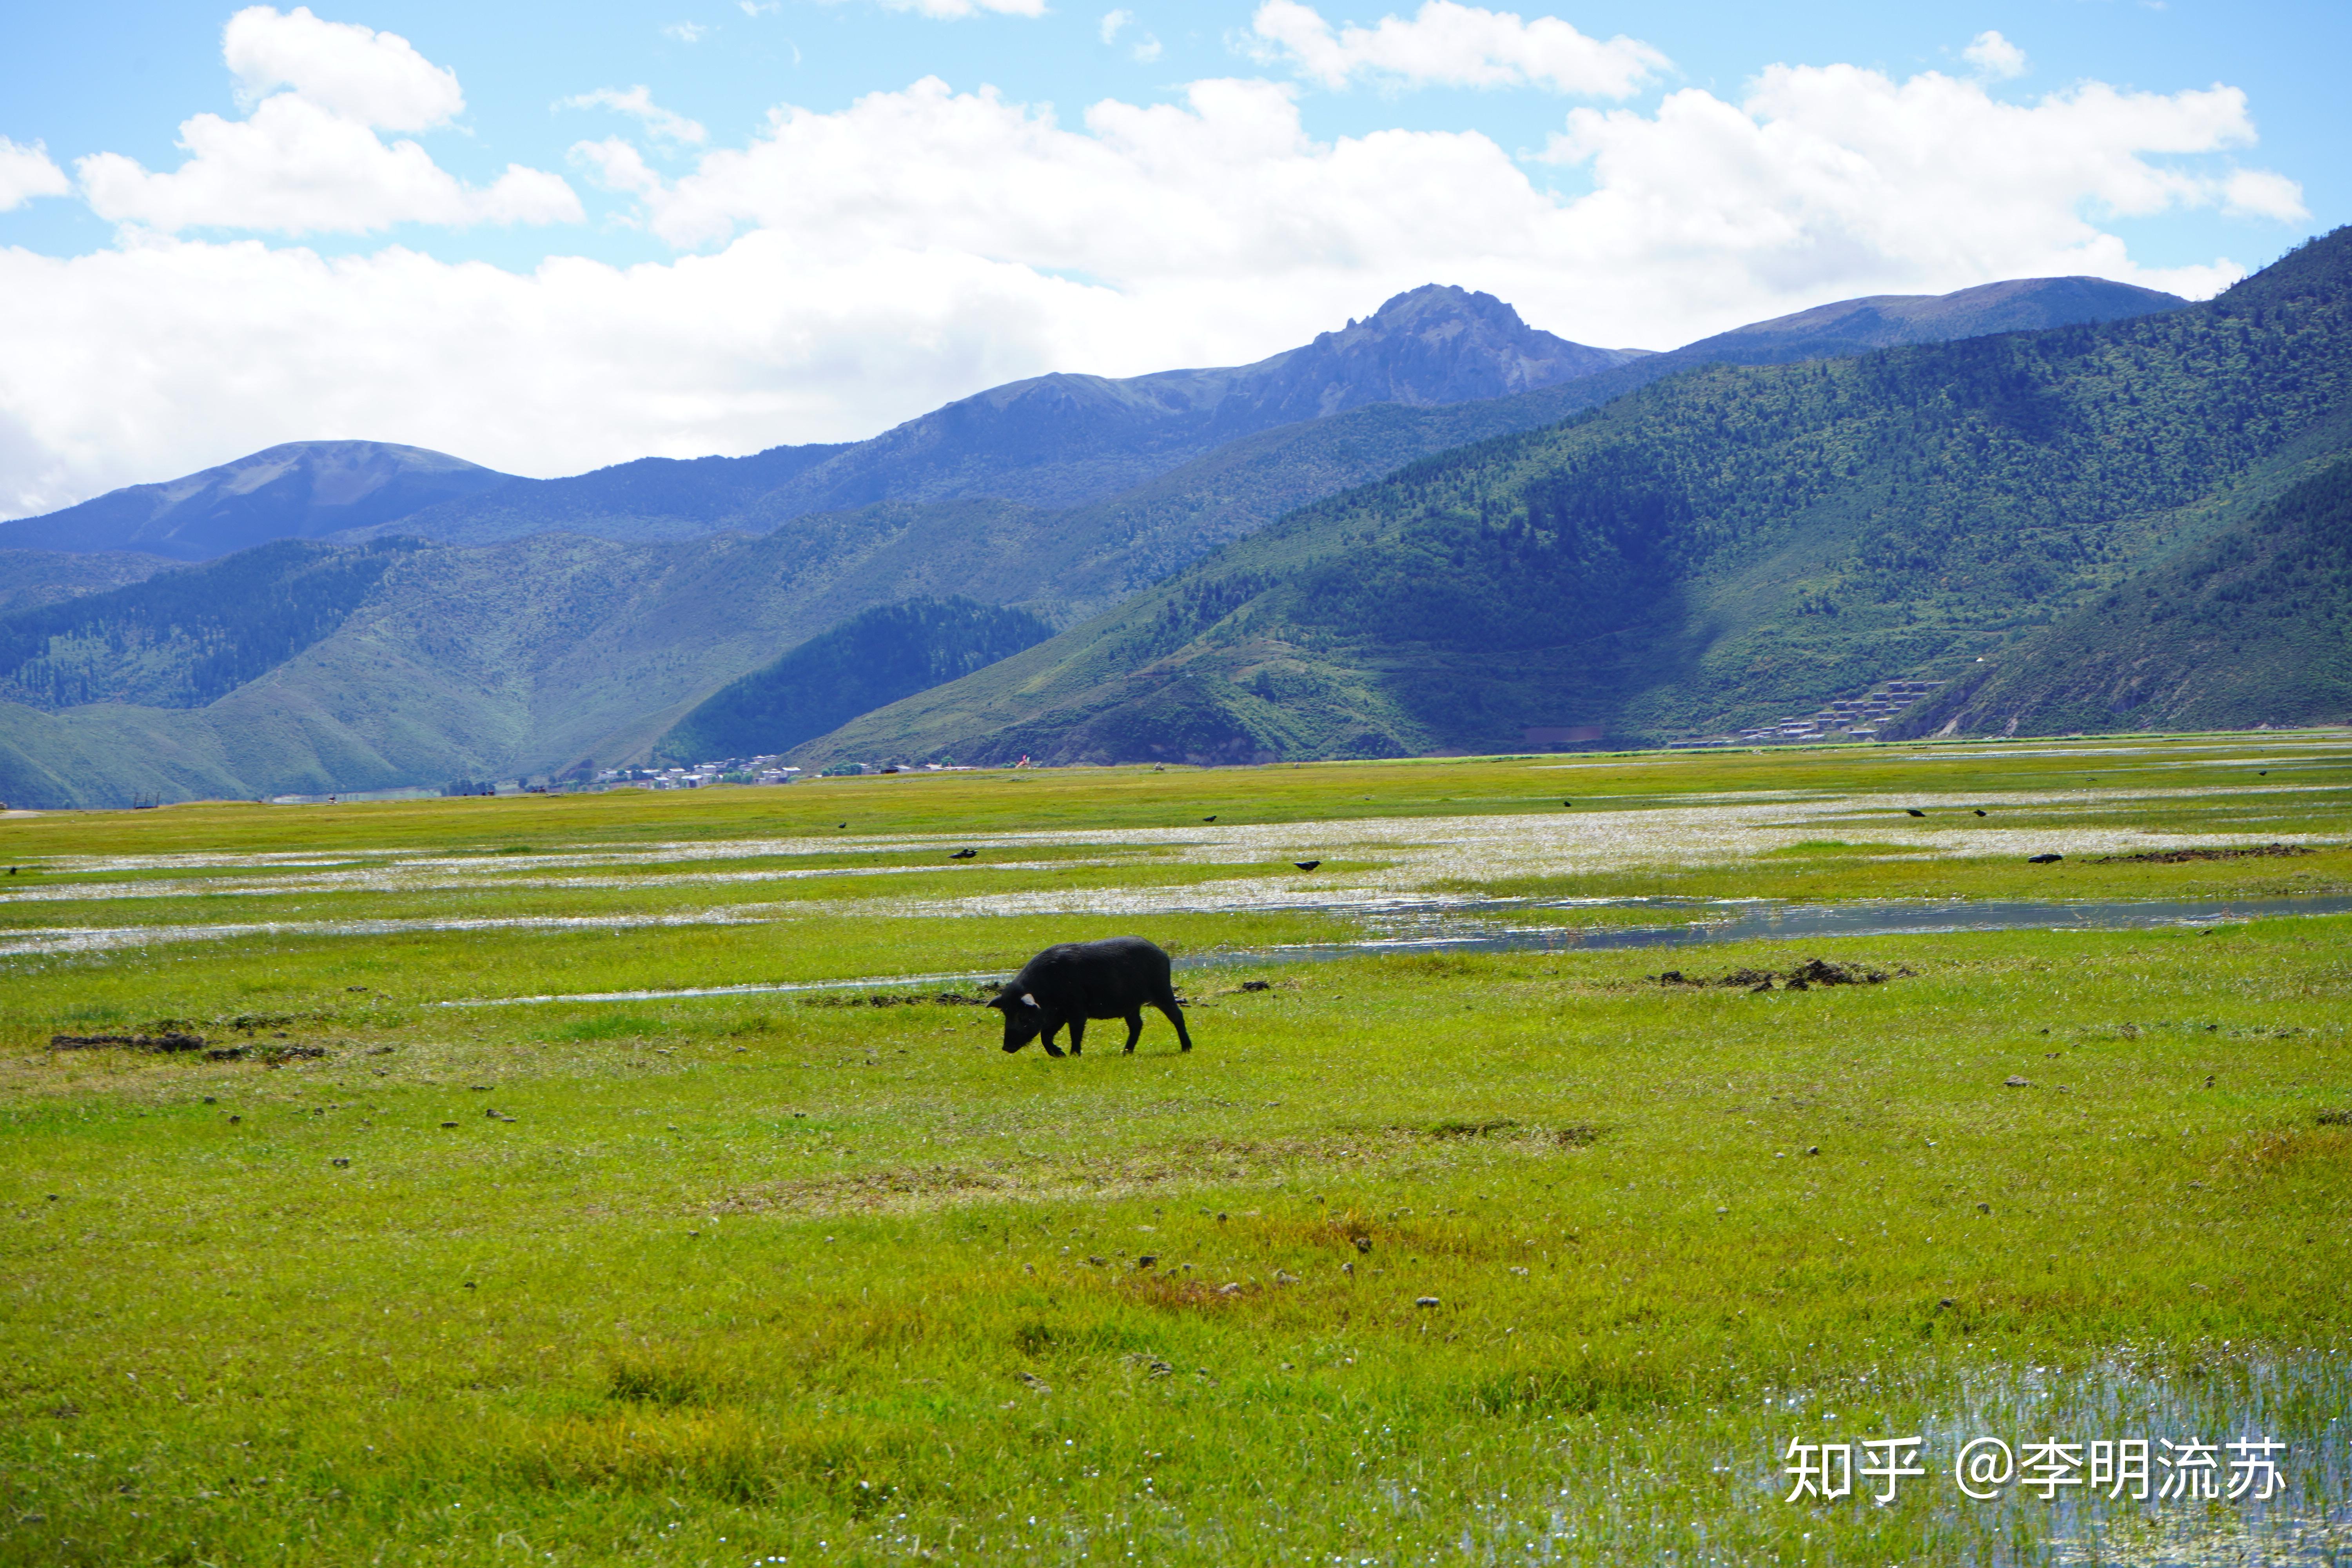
[1274,1270,1298,1286]
[1937,1297,1956,1310]
[1716,1205,1729,1214]
[2004,1075,2030,1087]
[1342,1261,1354,1277]
[1508,1265,1529,1276]
[1976,1202,1991,1214]
[1016,1371,1051,1392]
[330,1157,349,1168]
[1087,1256,1107,1267]
[1353,1236,1371,1254]
[441,1121,458,1128]
[1136,1255,1157,1269]
[1805,1145,1820,1156]
[228,1115,241,1124]
[203,1096,216,1104]
[1239,980,1271,992]
[1414,1296,1441,1309]
[1217,1282,1242,1296]
[485,1107,501,1119]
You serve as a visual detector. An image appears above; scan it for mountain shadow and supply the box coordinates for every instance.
[653,596,1056,764]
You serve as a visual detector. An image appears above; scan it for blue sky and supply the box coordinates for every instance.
[0,1,2341,513]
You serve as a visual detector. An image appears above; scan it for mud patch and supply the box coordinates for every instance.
[2092,843,2317,865]
[48,1031,205,1053]
[1653,958,1902,991]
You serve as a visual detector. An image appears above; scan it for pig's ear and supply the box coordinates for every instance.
[1020,993,1039,1009]
[986,993,1009,1011]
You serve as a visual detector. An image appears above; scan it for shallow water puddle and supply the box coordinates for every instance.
[425,893,2352,1007]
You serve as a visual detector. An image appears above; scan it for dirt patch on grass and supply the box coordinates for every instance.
[711,1125,1597,1217]
[1652,958,1906,991]
[48,1031,206,1053]
[2091,843,2316,865]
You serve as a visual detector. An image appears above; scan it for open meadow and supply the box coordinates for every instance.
[4,735,2350,1566]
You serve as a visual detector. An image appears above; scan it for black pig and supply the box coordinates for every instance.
[989,936,1194,1058]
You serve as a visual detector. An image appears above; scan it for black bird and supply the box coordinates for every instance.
[1293,860,1321,871]
[838,823,848,829]
[1974,809,1987,817]
[1905,808,1927,818]
[2028,853,2064,864]
[2259,770,2269,776]
[1562,800,1573,807]
[1203,815,1217,822]
[950,849,976,860]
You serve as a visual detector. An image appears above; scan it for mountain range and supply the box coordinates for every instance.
[0,266,2263,808]
[797,236,2350,766]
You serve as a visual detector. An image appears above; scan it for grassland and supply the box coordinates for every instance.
[3,735,2349,1566]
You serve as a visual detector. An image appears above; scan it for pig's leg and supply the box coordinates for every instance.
[1122,1011,1144,1053]
[1067,1017,1086,1056]
[1153,991,1194,1053]
[1040,1016,1066,1058]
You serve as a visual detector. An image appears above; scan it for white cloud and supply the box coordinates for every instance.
[740,1,780,12]
[71,11,579,236]
[1961,30,2029,80]
[2,58,2303,517]
[2223,167,2307,220]
[1249,0,1668,96]
[1100,8,1132,44]
[561,85,708,145]
[663,23,710,43]
[224,5,463,130]
[1132,35,1163,63]
[0,138,72,211]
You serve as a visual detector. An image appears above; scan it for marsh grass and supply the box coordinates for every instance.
[2,738,2349,1565]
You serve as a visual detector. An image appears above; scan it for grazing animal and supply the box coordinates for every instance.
[990,937,1193,1058]
[950,848,977,859]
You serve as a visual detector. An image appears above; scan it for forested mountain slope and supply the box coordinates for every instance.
[799,233,2350,767]
[1891,457,2352,737]
[652,597,1054,765]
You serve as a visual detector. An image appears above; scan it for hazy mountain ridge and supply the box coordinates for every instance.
[794,236,2346,767]
[0,443,515,559]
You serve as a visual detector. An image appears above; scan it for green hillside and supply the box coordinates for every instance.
[1892,457,2352,737]
[652,596,1052,764]
[800,229,2352,767]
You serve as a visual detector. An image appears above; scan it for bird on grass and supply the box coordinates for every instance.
[1974,809,1987,817]
[1203,815,1218,822]
[838,823,848,829]
[1905,808,1927,818]
[950,849,976,860]
[1562,800,1573,807]
[1293,860,1321,871]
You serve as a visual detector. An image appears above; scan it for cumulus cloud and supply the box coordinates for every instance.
[224,5,462,130]
[2223,167,2308,220]
[1,54,2307,516]
[1961,29,2029,80]
[1250,0,1668,96]
[1542,64,2288,318]
[74,6,579,236]
[561,85,708,145]
[0,138,71,211]
[662,22,709,42]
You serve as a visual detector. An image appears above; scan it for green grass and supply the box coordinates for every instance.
[3,740,2349,1565]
